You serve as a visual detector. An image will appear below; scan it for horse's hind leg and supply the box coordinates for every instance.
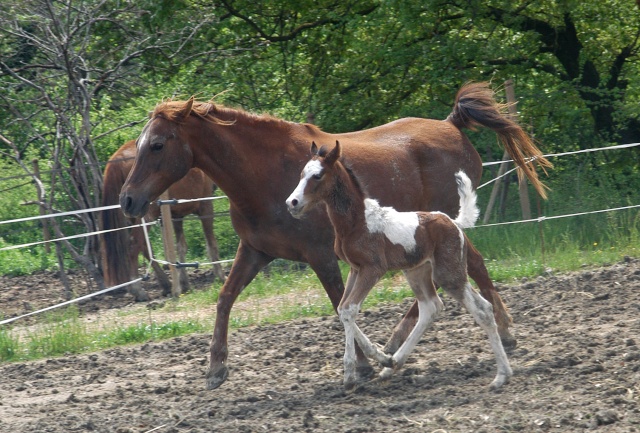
[173,219,191,292]
[457,282,512,389]
[466,240,516,349]
[380,264,443,380]
[127,226,150,302]
[200,201,226,282]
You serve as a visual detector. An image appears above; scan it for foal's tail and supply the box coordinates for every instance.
[446,82,552,199]
[453,171,479,229]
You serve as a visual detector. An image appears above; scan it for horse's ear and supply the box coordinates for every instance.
[178,97,195,120]
[325,140,341,165]
[310,141,318,156]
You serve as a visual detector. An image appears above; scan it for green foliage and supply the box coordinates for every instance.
[1,0,639,283]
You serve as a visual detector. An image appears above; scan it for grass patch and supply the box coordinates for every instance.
[1,208,638,363]
[0,306,209,362]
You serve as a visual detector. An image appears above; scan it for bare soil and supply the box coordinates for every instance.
[1,258,640,433]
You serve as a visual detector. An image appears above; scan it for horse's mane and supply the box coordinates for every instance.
[151,98,321,131]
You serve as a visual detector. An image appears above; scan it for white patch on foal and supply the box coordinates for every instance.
[364,198,419,252]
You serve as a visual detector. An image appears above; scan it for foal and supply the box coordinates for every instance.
[286,141,512,390]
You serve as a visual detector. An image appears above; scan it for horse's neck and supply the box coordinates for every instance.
[324,169,367,238]
[191,113,299,198]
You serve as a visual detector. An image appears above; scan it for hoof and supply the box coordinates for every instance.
[379,354,394,369]
[489,370,512,390]
[500,333,517,351]
[132,291,150,302]
[379,367,393,380]
[205,365,229,390]
[489,376,508,390]
[355,364,375,382]
[343,378,357,391]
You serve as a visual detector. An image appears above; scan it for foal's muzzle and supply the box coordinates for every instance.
[286,198,304,219]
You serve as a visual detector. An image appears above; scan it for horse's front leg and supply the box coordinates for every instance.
[380,265,443,380]
[206,242,273,390]
[128,226,151,301]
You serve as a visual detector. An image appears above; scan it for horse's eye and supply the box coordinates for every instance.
[150,142,164,151]
[312,173,322,180]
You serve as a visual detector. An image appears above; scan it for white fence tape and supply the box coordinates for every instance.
[1,142,639,325]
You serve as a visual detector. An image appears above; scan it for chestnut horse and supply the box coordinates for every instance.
[119,82,551,390]
[286,141,512,389]
[100,140,226,301]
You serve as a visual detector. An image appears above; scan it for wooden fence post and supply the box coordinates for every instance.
[159,190,182,297]
[31,159,51,253]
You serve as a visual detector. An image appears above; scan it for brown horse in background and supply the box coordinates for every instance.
[119,82,551,389]
[100,140,226,301]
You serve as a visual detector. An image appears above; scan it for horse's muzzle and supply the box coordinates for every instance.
[119,192,150,218]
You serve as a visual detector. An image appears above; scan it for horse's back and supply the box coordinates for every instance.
[317,118,481,217]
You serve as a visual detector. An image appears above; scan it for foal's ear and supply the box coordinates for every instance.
[310,141,319,156]
[325,140,341,165]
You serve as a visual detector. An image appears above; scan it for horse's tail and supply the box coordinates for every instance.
[453,170,479,229]
[446,82,552,199]
[100,158,132,287]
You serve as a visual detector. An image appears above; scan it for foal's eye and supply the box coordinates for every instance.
[312,173,323,180]
[150,142,164,151]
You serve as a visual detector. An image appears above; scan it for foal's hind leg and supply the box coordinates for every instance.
[457,282,512,389]
[383,242,517,355]
[380,264,443,380]
[466,240,516,349]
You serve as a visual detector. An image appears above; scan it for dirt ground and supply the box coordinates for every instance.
[1,258,640,433]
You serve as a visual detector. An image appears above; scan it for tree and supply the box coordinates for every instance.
[0,0,223,295]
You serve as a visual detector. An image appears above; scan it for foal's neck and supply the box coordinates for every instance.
[324,164,367,236]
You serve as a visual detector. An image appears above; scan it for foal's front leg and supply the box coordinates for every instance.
[338,268,387,389]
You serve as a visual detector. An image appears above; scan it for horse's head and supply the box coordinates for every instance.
[119,99,195,218]
[286,140,341,218]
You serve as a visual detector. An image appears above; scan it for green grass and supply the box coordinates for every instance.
[468,208,640,282]
[0,306,209,362]
[0,208,638,363]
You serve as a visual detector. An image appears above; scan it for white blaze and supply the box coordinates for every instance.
[287,160,323,206]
